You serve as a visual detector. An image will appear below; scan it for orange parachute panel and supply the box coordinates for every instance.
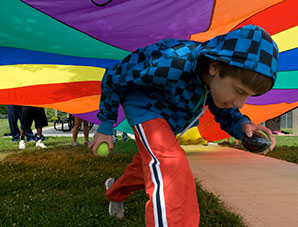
[43,95,101,114]
[199,102,298,142]
[190,0,282,42]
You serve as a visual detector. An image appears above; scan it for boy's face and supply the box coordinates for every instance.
[208,62,256,109]
[210,75,256,109]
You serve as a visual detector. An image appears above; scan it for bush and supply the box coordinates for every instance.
[0,105,7,114]
[45,109,68,121]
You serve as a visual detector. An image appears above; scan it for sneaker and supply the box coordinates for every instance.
[19,140,26,149]
[84,141,90,145]
[36,140,47,148]
[72,142,78,146]
[104,178,124,219]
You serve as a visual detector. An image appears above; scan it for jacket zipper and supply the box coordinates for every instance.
[178,86,209,137]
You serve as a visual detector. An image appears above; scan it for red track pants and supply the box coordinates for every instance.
[105,118,200,227]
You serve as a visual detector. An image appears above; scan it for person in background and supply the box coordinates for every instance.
[72,116,90,146]
[113,130,129,143]
[19,106,48,149]
[7,105,33,142]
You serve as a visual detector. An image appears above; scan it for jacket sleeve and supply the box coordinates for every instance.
[97,39,192,135]
[96,64,123,135]
[207,96,251,139]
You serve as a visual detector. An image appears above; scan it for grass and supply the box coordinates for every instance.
[281,128,293,134]
[266,135,298,164]
[275,135,298,147]
[0,137,246,227]
[0,119,10,137]
[266,145,298,164]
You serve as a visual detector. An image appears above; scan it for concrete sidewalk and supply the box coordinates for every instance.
[41,125,97,137]
[183,144,298,227]
[41,125,135,139]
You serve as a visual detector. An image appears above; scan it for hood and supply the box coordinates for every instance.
[194,24,279,83]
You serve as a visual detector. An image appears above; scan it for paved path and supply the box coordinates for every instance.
[42,125,135,139]
[41,127,298,226]
[41,125,97,137]
[183,144,298,227]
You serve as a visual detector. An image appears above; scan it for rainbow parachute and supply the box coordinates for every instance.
[0,0,297,141]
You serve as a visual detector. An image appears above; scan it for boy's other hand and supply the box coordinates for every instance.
[88,132,113,156]
[242,123,275,152]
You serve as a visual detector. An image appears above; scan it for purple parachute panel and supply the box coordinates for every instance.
[22,0,214,51]
[247,89,298,105]
[74,105,126,127]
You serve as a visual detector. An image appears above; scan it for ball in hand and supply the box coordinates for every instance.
[96,142,109,157]
[242,134,270,153]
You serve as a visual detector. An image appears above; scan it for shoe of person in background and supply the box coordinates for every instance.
[36,140,47,148]
[19,140,26,149]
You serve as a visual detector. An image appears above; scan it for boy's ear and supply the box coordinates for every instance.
[209,60,219,77]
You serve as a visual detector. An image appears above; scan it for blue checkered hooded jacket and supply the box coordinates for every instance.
[97,25,279,139]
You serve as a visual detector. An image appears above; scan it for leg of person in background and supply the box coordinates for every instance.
[7,105,21,142]
[18,106,34,141]
[25,130,34,142]
[72,116,81,146]
[19,129,26,149]
[33,107,48,148]
[83,119,90,145]
[19,106,33,149]
[122,132,129,142]
[35,127,47,148]
[113,130,118,143]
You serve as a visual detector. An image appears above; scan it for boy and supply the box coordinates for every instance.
[19,106,48,149]
[89,25,278,226]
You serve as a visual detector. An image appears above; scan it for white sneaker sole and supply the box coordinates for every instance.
[104,178,115,190]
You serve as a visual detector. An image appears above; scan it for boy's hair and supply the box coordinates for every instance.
[216,60,273,95]
[197,57,273,95]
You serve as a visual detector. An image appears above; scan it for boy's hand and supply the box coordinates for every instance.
[88,132,113,156]
[242,123,275,152]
